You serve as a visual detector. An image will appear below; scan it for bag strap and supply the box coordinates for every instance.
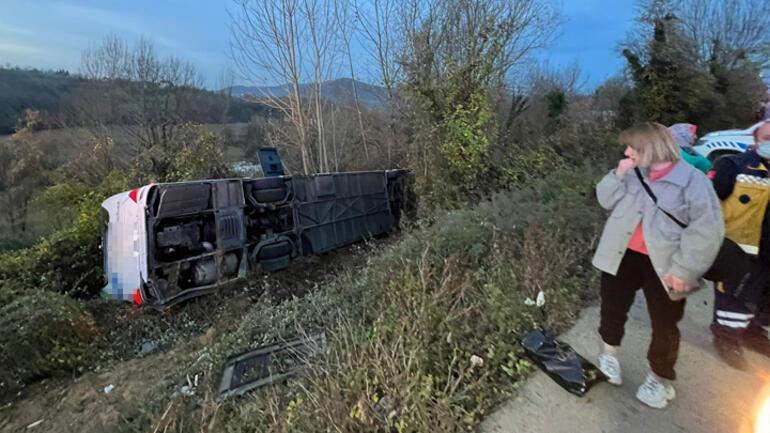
[634,167,688,229]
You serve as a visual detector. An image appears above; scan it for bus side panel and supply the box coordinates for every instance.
[293,172,395,255]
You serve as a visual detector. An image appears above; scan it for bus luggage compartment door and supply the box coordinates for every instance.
[293,172,394,255]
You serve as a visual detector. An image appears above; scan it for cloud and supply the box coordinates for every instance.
[0,24,35,37]
[0,41,44,55]
[53,2,184,51]
[1,0,228,83]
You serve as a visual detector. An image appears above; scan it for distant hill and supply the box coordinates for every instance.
[227,78,389,109]
[0,67,271,135]
[0,68,83,134]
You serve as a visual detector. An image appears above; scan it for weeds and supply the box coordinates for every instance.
[115,168,603,433]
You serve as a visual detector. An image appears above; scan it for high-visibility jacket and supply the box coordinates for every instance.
[711,150,770,330]
[712,151,770,259]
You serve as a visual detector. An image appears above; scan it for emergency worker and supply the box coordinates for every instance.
[709,120,770,368]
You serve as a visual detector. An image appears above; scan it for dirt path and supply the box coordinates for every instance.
[482,287,770,433]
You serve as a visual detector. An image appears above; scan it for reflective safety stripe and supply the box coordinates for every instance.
[736,174,770,186]
[737,243,759,255]
[716,310,755,320]
[716,318,751,329]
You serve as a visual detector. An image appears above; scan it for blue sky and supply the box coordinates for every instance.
[0,0,638,90]
[541,0,638,88]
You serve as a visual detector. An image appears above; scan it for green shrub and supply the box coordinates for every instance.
[548,120,620,171]
[28,181,90,233]
[0,170,130,297]
[163,125,233,182]
[439,91,495,187]
[492,141,567,189]
[0,289,97,398]
[130,124,233,184]
[480,168,604,245]
[207,206,595,433]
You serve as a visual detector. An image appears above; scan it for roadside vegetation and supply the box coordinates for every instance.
[0,0,768,431]
[111,167,604,433]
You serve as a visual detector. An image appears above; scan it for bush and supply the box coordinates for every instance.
[0,170,130,297]
[0,289,97,398]
[210,207,595,433]
[28,181,90,233]
[480,168,604,245]
[164,125,233,182]
[129,124,233,184]
[439,91,495,187]
[491,141,567,189]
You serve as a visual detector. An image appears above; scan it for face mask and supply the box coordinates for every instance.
[757,142,770,159]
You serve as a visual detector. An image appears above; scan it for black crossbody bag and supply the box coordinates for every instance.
[634,167,688,228]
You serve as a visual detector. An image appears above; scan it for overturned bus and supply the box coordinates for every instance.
[101,149,409,309]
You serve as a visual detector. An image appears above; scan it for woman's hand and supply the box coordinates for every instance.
[662,273,691,293]
[616,158,636,177]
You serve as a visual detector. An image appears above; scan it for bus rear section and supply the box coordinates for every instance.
[101,185,151,303]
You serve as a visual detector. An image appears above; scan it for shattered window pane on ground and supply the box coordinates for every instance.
[217,333,327,400]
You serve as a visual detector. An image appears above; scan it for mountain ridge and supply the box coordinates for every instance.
[226,77,389,108]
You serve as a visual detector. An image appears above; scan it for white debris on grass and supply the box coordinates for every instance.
[26,420,43,429]
[470,355,485,368]
[179,373,200,397]
[525,290,546,307]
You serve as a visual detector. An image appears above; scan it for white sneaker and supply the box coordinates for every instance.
[598,352,622,385]
[636,372,676,409]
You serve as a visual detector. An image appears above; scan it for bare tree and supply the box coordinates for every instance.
[80,35,132,80]
[216,66,236,124]
[336,0,370,161]
[230,0,344,174]
[306,0,341,172]
[0,110,50,235]
[676,0,770,66]
[230,0,309,173]
[76,35,203,176]
[395,0,559,178]
[399,0,559,92]
[355,0,404,164]
[631,0,770,67]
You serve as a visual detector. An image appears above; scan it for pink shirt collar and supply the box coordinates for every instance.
[648,162,674,181]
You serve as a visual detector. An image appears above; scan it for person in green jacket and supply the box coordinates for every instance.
[668,123,712,173]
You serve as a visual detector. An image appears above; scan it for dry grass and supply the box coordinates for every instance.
[114,179,602,433]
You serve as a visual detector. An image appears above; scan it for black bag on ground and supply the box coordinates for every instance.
[522,328,606,397]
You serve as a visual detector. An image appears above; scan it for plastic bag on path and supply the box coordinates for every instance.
[522,328,606,397]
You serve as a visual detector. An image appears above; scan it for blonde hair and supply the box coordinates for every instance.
[619,122,681,167]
